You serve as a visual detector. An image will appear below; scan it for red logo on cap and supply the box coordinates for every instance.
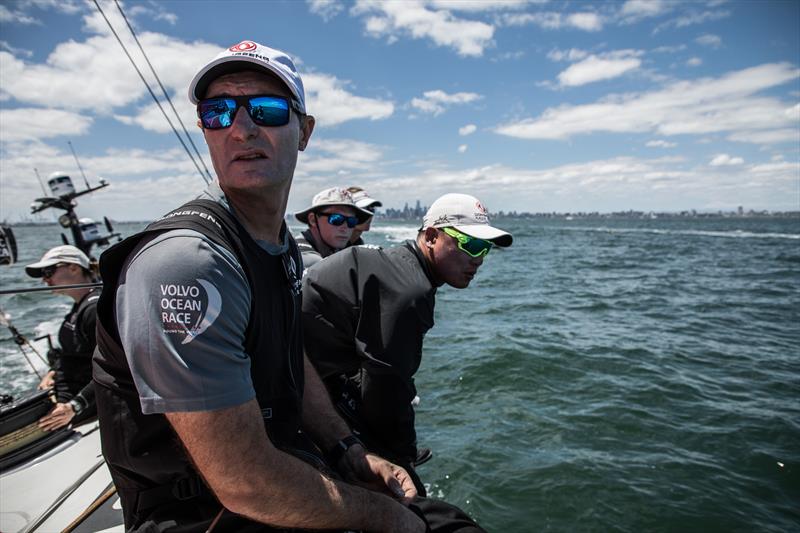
[229,41,257,52]
[475,201,487,214]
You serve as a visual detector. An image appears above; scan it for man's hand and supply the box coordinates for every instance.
[339,445,418,502]
[38,402,75,431]
[37,370,55,390]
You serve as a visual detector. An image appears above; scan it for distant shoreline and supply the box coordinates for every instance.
[6,210,799,227]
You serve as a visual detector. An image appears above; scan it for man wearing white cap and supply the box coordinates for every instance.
[303,193,512,493]
[93,41,481,533]
[294,187,372,269]
[346,186,383,246]
[25,245,99,430]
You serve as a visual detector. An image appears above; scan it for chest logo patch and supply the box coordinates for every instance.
[158,279,221,345]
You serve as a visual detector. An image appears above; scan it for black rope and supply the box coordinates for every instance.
[91,0,210,184]
[113,0,214,183]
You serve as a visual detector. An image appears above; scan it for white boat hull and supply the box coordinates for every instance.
[0,421,124,532]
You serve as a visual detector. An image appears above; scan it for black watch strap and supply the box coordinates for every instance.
[69,398,85,415]
[327,435,364,465]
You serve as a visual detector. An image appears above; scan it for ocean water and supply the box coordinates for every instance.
[2,217,799,532]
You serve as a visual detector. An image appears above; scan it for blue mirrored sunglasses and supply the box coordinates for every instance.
[197,94,303,129]
[324,213,359,228]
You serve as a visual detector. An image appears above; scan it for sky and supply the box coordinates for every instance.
[0,0,798,222]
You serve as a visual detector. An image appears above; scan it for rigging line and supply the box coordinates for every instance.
[68,140,91,190]
[0,304,47,375]
[113,0,214,183]
[0,282,103,296]
[91,0,210,185]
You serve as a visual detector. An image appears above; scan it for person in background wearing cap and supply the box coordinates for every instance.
[347,186,382,246]
[25,245,99,430]
[294,187,372,270]
[93,40,483,533]
[302,193,513,494]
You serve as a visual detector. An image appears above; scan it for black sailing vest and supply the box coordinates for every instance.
[92,199,304,530]
[54,288,99,402]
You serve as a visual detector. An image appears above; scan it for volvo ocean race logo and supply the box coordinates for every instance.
[159,279,221,345]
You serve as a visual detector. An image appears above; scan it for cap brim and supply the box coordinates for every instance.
[453,224,513,247]
[295,203,373,224]
[295,208,313,224]
[189,57,304,111]
[25,258,60,278]
[355,198,382,209]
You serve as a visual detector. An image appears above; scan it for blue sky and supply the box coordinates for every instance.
[1,0,798,222]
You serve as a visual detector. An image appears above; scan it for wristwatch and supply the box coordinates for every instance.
[69,398,85,415]
[327,434,364,465]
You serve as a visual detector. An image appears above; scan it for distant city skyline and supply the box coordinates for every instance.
[1,1,798,223]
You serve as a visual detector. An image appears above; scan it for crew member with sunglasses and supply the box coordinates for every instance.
[303,193,513,494]
[93,40,483,533]
[294,187,372,270]
[25,245,99,430]
[346,186,383,246]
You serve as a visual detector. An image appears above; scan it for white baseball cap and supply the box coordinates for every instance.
[347,187,382,210]
[25,245,90,278]
[188,40,306,113]
[421,193,512,247]
[295,187,374,224]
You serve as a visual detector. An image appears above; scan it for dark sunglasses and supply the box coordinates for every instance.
[442,227,493,258]
[197,94,303,130]
[321,213,359,228]
[41,263,66,278]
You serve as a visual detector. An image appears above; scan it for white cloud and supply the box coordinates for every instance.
[0,40,33,58]
[687,57,703,67]
[696,34,722,48]
[658,9,730,31]
[567,12,603,31]
[22,0,83,15]
[620,0,671,21]
[557,50,643,87]
[298,138,384,175]
[492,50,526,62]
[727,129,799,145]
[367,154,800,213]
[646,140,676,148]
[499,11,603,31]
[0,29,394,131]
[290,138,389,209]
[709,154,744,166]
[307,0,345,21]
[458,144,468,153]
[496,63,800,145]
[304,73,394,126]
[0,32,220,114]
[547,48,589,62]
[431,0,533,12]
[459,124,477,136]
[127,3,178,25]
[352,0,495,57]
[0,108,93,141]
[653,44,687,54]
[410,90,482,116]
[112,98,199,135]
[0,4,40,25]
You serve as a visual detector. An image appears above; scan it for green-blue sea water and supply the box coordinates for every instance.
[2,217,799,532]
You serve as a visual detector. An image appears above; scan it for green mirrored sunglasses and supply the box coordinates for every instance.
[442,227,493,258]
